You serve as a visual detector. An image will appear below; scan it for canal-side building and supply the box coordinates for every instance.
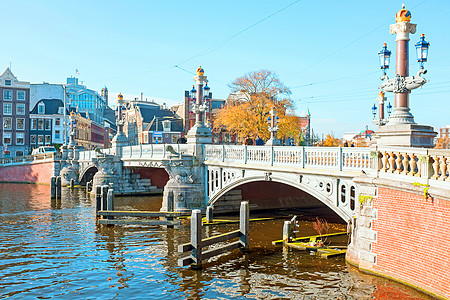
[122,99,183,144]
[29,99,66,150]
[0,68,30,157]
[66,77,105,126]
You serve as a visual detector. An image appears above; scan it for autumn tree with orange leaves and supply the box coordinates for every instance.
[213,70,305,143]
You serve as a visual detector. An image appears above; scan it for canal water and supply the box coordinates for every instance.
[0,183,432,299]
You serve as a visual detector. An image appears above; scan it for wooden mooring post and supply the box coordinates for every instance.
[86,181,92,193]
[101,185,109,215]
[178,201,250,269]
[50,176,56,199]
[95,185,102,215]
[106,189,114,221]
[70,179,75,189]
[206,205,214,223]
[56,177,62,199]
[283,221,293,243]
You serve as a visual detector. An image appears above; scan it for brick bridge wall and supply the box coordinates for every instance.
[348,178,450,299]
[0,161,56,185]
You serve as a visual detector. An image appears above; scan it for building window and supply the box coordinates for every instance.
[31,119,37,130]
[45,135,51,145]
[38,103,45,114]
[163,121,171,131]
[38,119,44,130]
[16,132,24,145]
[55,130,60,139]
[3,132,11,145]
[172,135,178,143]
[38,135,44,145]
[153,136,162,144]
[15,151,24,157]
[3,103,12,115]
[16,103,25,115]
[5,80,11,86]
[16,118,25,130]
[144,134,148,144]
[17,90,25,101]
[55,118,61,126]
[58,107,64,114]
[30,135,36,144]
[3,90,12,100]
[45,119,51,130]
[3,117,12,130]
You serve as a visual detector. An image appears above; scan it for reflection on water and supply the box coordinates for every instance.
[0,183,432,299]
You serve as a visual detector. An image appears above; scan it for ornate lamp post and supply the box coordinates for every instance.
[372,91,392,126]
[111,93,129,156]
[186,66,213,145]
[265,107,280,146]
[68,111,76,148]
[373,5,436,147]
[378,4,429,124]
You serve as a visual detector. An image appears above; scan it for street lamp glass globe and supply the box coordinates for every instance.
[415,34,430,67]
[190,86,197,100]
[372,103,377,117]
[378,43,391,71]
[387,102,392,115]
[267,116,271,125]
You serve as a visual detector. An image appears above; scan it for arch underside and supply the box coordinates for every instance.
[207,167,358,222]
[79,164,98,184]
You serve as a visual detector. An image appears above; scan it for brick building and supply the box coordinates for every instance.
[0,68,30,157]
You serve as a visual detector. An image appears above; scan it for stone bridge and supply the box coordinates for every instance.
[1,143,449,298]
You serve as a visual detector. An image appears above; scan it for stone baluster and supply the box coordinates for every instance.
[381,152,389,172]
[401,153,410,175]
[438,156,448,181]
[388,152,396,173]
[408,153,417,176]
[394,152,403,174]
[446,157,450,182]
[431,155,440,180]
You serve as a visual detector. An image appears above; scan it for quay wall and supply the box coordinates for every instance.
[0,161,55,185]
[347,181,450,299]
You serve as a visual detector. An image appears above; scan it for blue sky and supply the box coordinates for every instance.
[2,0,449,137]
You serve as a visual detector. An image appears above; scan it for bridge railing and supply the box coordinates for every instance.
[374,146,450,182]
[0,152,61,166]
[204,145,372,172]
[120,144,189,159]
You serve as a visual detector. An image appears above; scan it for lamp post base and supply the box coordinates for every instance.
[372,123,437,148]
[265,138,281,146]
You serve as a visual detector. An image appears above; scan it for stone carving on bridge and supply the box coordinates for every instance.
[161,147,205,212]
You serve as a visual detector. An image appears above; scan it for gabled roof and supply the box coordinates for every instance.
[1,68,17,80]
[144,116,183,132]
[139,105,176,122]
[30,99,67,115]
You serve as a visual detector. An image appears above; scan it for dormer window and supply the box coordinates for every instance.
[5,80,11,86]
[162,120,171,131]
[38,103,45,114]
[58,107,64,114]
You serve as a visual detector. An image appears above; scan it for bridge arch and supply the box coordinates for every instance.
[208,174,354,222]
[79,164,98,185]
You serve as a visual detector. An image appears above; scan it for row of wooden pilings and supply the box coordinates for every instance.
[50,176,77,199]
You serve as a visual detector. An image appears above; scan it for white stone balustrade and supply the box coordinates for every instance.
[203,145,372,172]
[375,146,450,182]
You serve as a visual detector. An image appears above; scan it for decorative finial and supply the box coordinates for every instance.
[395,5,411,23]
[378,90,385,97]
[196,66,204,76]
[118,93,123,100]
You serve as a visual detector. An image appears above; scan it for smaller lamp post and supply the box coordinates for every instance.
[265,107,280,146]
[372,91,391,126]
